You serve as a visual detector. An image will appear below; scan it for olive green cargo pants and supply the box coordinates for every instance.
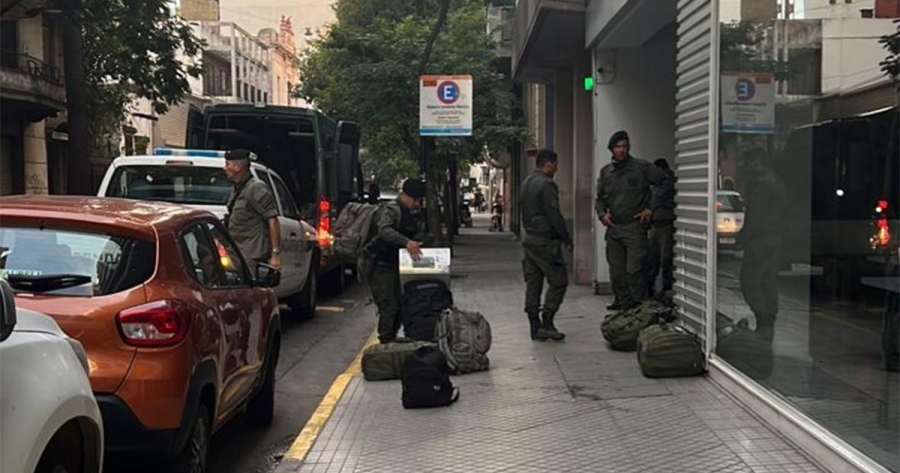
[606,222,649,309]
[522,240,568,317]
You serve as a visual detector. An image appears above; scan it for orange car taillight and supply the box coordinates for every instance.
[116,300,191,347]
[317,194,332,247]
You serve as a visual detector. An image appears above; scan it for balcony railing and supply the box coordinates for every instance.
[0,52,62,85]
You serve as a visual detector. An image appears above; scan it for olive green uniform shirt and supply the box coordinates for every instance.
[226,173,279,262]
[519,170,572,245]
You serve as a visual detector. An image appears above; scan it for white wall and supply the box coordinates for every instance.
[591,38,677,286]
[797,0,874,19]
[821,18,897,93]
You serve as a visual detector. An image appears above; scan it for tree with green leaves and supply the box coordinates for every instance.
[59,0,203,194]
[297,0,525,242]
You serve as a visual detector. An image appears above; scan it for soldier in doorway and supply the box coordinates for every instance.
[646,158,677,300]
[595,131,673,311]
[519,149,572,341]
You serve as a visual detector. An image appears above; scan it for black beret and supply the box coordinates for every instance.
[402,179,427,199]
[224,149,255,161]
[607,131,629,151]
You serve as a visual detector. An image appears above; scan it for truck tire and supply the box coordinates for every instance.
[320,264,346,296]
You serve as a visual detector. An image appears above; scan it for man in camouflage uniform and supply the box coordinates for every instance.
[519,149,572,341]
[224,149,281,270]
[361,179,426,344]
[595,131,673,311]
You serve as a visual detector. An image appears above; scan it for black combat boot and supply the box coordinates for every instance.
[527,312,544,340]
[538,311,566,341]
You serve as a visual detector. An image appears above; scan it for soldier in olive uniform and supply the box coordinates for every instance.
[361,179,426,344]
[738,148,786,343]
[224,149,282,270]
[519,149,572,341]
[595,131,673,311]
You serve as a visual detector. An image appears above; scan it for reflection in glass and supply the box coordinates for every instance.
[716,1,899,470]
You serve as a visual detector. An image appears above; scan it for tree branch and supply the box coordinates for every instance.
[417,0,451,76]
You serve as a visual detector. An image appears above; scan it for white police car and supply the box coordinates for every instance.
[97,148,319,318]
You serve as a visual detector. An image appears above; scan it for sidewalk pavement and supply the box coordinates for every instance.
[275,222,827,473]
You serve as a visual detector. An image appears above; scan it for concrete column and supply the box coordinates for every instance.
[23,121,49,194]
[20,15,49,195]
[553,67,575,238]
[572,54,595,285]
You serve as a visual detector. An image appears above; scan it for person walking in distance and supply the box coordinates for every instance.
[360,179,426,344]
[646,158,677,300]
[519,150,572,341]
[595,131,673,311]
[223,149,281,270]
[738,148,786,343]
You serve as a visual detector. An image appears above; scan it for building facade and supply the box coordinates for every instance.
[258,16,303,107]
[512,0,899,471]
[1,1,66,195]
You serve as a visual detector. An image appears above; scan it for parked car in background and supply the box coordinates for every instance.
[716,190,745,251]
[0,279,104,473]
[97,148,319,318]
[0,196,282,472]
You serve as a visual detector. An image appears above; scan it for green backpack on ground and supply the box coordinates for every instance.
[436,307,492,374]
[601,300,672,351]
[361,339,435,381]
[636,322,705,378]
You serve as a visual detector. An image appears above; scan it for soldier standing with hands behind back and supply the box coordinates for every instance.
[595,131,673,311]
[520,149,571,342]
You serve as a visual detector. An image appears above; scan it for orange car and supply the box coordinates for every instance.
[0,196,282,472]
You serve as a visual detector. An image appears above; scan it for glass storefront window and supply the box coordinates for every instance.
[715,1,899,470]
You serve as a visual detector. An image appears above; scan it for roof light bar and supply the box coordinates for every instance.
[152,148,227,158]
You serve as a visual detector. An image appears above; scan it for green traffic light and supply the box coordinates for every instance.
[583,76,594,91]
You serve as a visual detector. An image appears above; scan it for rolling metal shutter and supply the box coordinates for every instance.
[674,0,716,350]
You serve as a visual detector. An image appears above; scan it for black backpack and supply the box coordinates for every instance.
[401,346,459,409]
[401,280,453,341]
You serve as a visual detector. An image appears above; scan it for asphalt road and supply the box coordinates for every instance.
[104,279,376,473]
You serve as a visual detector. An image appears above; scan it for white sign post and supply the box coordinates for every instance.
[419,75,473,136]
[721,72,775,134]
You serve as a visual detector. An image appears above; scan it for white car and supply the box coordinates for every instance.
[0,279,104,473]
[716,190,745,250]
[96,148,319,318]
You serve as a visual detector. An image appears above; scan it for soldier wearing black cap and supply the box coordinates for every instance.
[361,178,426,343]
[223,149,282,270]
[595,131,673,311]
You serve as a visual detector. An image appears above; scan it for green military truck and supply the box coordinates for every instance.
[186,103,363,293]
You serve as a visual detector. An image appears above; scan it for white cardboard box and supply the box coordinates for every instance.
[399,248,451,288]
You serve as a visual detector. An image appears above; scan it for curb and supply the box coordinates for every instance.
[274,331,378,473]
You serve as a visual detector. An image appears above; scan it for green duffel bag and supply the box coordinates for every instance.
[361,340,435,381]
[601,301,673,351]
[636,323,705,378]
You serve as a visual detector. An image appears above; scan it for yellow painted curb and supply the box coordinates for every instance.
[282,331,378,462]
